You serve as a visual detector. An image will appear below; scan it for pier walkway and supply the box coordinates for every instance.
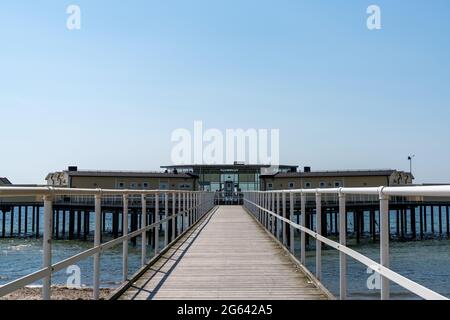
[116,205,330,300]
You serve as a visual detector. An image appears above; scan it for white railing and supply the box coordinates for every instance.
[243,186,450,300]
[0,186,215,300]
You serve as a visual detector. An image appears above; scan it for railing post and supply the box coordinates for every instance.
[93,193,102,300]
[172,192,176,242]
[380,189,390,300]
[315,192,322,281]
[42,194,53,300]
[300,193,306,265]
[276,192,281,241]
[141,194,147,267]
[183,192,187,231]
[178,192,181,235]
[154,193,160,255]
[290,192,294,254]
[122,194,129,282]
[282,192,287,246]
[164,192,169,247]
[271,192,275,235]
[339,192,347,300]
[264,193,268,229]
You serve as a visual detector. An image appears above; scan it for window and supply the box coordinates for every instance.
[304,182,311,188]
[118,182,125,189]
[160,182,169,190]
[179,183,191,190]
[267,183,273,190]
[130,182,137,189]
[334,181,342,187]
[143,182,149,189]
[319,181,326,188]
[288,182,295,189]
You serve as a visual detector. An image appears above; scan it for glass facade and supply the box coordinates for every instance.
[162,165,298,192]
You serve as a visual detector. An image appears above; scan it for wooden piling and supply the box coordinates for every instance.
[447,205,450,238]
[419,205,424,239]
[411,206,416,239]
[24,206,28,235]
[62,209,66,238]
[77,210,82,239]
[431,206,435,236]
[36,206,40,238]
[32,206,35,233]
[439,206,443,237]
[1,209,5,238]
[10,206,14,237]
[69,208,75,240]
[18,206,22,236]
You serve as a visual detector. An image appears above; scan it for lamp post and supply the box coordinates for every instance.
[408,155,415,175]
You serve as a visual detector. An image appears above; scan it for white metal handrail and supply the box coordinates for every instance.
[243,185,450,300]
[0,187,216,300]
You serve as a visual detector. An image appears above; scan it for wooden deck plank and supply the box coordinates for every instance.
[118,206,329,300]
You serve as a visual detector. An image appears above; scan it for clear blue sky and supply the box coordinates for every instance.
[1,0,450,184]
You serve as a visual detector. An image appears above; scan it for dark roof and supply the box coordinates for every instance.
[66,170,195,179]
[262,170,398,178]
[161,164,297,170]
[0,177,12,185]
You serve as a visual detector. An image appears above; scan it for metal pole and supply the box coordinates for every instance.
[290,192,294,254]
[339,192,347,300]
[141,194,147,267]
[42,195,53,300]
[172,192,176,242]
[178,192,181,235]
[282,192,287,246]
[315,193,322,281]
[93,194,102,300]
[164,192,169,247]
[155,193,160,255]
[276,192,281,241]
[122,194,129,282]
[380,191,390,300]
[300,193,306,265]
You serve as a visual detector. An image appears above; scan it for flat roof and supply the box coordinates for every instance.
[161,164,298,170]
[64,170,195,179]
[263,169,403,178]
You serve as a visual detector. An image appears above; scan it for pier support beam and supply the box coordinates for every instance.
[339,192,347,300]
[42,196,53,300]
[379,192,390,300]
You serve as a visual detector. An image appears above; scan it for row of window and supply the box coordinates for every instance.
[117,182,191,190]
[267,181,342,190]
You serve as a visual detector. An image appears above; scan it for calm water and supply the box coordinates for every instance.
[1,206,450,299]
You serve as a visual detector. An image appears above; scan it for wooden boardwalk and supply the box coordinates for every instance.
[117,206,330,300]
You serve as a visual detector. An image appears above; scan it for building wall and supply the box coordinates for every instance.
[69,176,197,190]
[262,174,408,190]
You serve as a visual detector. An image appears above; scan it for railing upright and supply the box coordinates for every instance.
[315,192,322,281]
[164,192,169,247]
[380,190,390,300]
[93,193,102,299]
[282,192,287,246]
[122,194,129,282]
[42,194,53,300]
[141,194,147,267]
[300,193,306,265]
[154,193,159,255]
[339,192,347,300]
[172,192,176,242]
[290,192,294,254]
